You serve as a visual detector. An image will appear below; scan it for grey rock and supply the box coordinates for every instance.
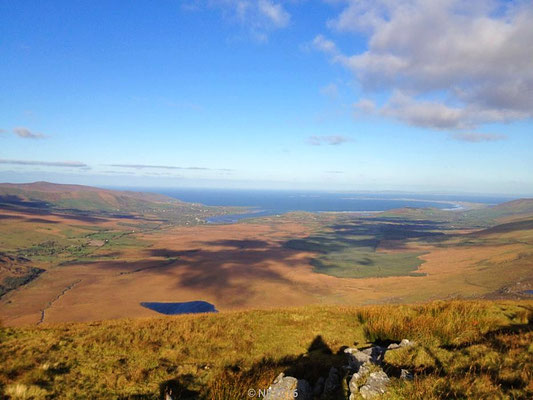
[351,363,371,385]
[345,348,372,369]
[400,369,414,380]
[313,376,324,398]
[399,339,414,348]
[361,346,387,364]
[323,367,340,396]
[348,362,372,399]
[264,373,312,400]
[387,343,400,350]
[296,379,313,400]
[359,371,390,399]
[348,373,360,394]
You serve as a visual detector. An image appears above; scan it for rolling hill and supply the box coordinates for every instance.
[0,182,192,212]
[377,198,533,228]
[0,181,239,223]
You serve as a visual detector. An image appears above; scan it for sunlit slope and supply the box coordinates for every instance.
[0,181,239,225]
[378,198,533,227]
[472,199,533,222]
[0,181,188,212]
[0,301,531,399]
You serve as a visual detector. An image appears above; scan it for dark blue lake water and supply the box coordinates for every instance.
[141,301,217,315]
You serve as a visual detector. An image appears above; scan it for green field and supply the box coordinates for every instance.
[284,218,443,278]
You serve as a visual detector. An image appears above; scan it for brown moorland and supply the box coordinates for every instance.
[1,195,532,326]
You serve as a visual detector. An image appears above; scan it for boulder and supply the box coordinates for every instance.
[359,371,390,399]
[344,348,372,369]
[264,373,312,400]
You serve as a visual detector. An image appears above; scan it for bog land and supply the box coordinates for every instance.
[1,182,533,399]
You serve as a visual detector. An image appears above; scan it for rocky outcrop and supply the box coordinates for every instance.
[264,340,415,400]
[359,371,390,399]
[345,340,415,399]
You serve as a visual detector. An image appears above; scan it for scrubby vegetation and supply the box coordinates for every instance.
[1,300,531,399]
[0,266,44,298]
[0,253,45,298]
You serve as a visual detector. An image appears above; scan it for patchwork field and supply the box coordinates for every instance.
[1,185,533,327]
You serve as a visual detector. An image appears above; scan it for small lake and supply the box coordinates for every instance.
[524,290,533,295]
[141,301,217,315]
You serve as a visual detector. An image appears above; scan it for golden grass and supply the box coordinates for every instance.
[3,210,533,327]
[1,300,532,399]
[355,300,529,346]
[4,383,48,400]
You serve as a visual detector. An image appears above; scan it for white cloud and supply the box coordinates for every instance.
[353,98,376,115]
[188,0,291,40]
[450,132,507,143]
[106,164,232,172]
[316,0,533,130]
[307,135,350,145]
[380,92,467,129]
[320,83,339,98]
[312,34,338,54]
[0,159,87,167]
[13,127,46,139]
[257,0,290,28]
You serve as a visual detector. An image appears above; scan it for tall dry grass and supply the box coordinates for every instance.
[356,300,528,346]
[1,301,532,399]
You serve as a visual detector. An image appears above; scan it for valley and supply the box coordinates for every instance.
[1,183,532,327]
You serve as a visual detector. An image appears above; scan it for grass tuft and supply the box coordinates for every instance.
[356,301,508,346]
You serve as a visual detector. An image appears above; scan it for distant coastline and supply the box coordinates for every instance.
[127,188,508,224]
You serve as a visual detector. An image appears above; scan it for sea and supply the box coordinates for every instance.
[129,188,513,224]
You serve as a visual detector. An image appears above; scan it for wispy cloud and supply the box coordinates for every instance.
[184,0,290,41]
[325,170,344,174]
[256,0,290,28]
[13,127,46,139]
[106,164,232,171]
[308,135,350,146]
[312,34,337,54]
[101,170,136,175]
[450,132,507,143]
[0,159,88,167]
[320,83,339,99]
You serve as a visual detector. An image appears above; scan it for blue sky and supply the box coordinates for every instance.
[1,0,532,195]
